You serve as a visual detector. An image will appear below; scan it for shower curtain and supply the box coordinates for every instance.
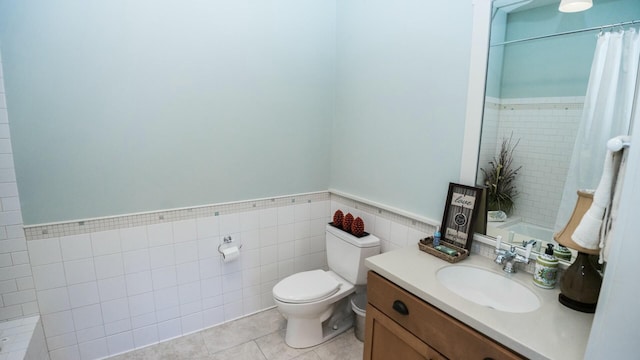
[555,28,640,231]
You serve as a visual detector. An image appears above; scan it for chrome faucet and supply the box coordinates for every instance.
[522,239,537,249]
[494,236,536,274]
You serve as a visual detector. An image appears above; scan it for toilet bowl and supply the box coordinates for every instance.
[273,224,380,348]
[273,270,355,348]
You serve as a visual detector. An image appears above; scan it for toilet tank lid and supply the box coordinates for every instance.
[273,270,340,303]
[326,224,380,248]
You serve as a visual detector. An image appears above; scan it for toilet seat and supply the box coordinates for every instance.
[273,270,341,304]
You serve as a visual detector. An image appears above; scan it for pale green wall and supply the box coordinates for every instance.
[1,0,474,225]
[331,0,473,220]
[500,0,640,98]
[485,10,507,99]
[0,0,336,224]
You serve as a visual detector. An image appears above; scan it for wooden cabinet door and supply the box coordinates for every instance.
[364,305,446,360]
[367,271,525,360]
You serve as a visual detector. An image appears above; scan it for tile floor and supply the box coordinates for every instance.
[107,308,364,360]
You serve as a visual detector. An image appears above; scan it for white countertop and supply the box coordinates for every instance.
[365,246,594,360]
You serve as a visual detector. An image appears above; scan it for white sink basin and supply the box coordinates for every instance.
[436,265,540,313]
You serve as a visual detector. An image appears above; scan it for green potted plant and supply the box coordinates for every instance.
[481,134,522,216]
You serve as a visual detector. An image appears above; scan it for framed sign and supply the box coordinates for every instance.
[441,183,483,251]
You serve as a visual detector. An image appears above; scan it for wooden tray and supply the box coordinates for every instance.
[418,236,469,263]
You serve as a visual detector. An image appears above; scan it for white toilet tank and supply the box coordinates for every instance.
[326,224,380,285]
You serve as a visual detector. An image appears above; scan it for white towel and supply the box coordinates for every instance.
[601,146,628,263]
[572,136,629,261]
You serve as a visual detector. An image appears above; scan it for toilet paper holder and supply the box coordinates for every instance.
[217,235,243,254]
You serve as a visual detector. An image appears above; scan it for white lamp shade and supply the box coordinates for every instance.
[553,190,600,255]
[559,0,593,13]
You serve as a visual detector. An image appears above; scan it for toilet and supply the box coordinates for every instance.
[273,224,380,348]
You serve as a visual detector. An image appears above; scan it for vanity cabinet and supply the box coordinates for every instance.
[364,271,525,360]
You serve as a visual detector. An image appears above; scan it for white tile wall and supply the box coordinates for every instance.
[479,97,583,229]
[25,198,331,359]
[0,54,37,322]
[329,195,434,254]
[14,187,488,360]
[477,97,500,186]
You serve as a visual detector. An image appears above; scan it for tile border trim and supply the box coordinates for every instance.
[24,191,330,241]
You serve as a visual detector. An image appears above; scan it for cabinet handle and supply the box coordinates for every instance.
[392,300,409,315]
[483,358,495,360]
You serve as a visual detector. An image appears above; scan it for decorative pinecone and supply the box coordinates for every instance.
[343,213,354,232]
[351,217,365,236]
[333,210,344,227]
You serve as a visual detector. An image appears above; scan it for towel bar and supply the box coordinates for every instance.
[606,137,631,151]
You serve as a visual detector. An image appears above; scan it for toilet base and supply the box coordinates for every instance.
[284,297,354,349]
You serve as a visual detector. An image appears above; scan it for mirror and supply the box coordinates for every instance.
[476,0,639,260]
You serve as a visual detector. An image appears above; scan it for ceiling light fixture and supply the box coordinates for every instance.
[559,0,593,13]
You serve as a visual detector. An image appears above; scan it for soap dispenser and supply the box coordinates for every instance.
[533,243,559,289]
[433,226,441,247]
